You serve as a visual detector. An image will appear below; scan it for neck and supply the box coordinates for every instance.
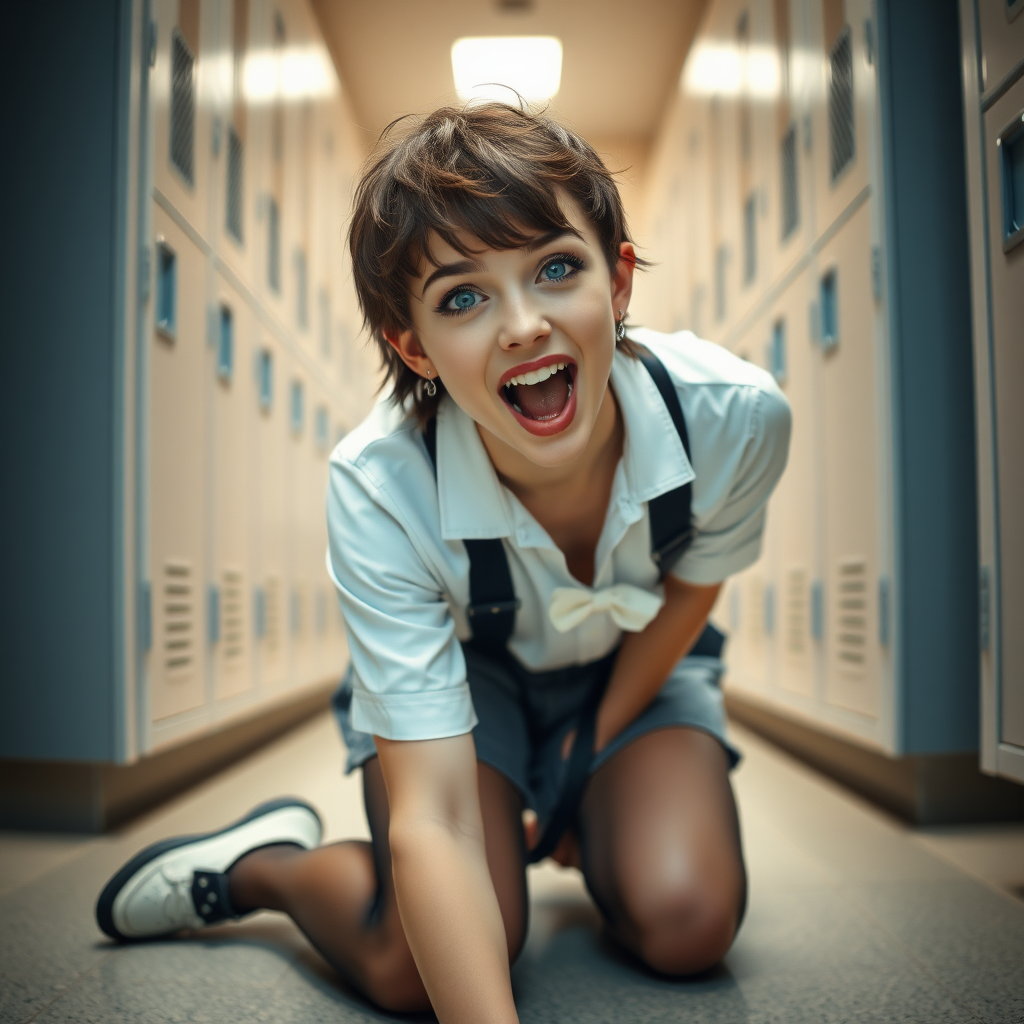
[477,381,623,502]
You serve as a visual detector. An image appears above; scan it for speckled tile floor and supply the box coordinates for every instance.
[2,714,1022,1024]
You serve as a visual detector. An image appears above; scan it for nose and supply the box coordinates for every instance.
[496,291,551,351]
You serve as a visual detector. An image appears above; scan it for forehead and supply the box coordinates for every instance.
[414,191,598,280]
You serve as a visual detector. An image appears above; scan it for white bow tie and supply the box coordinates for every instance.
[548,584,664,634]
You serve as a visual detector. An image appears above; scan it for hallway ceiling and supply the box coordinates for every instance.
[310,0,708,149]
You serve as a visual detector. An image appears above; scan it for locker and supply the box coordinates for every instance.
[210,273,255,703]
[807,0,876,236]
[147,211,209,725]
[253,333,291,696]
[762,271,820,704]
[983,79,1024,754]
[152,0,212,240]
[816,200,885,721]
[975,0,1024,95]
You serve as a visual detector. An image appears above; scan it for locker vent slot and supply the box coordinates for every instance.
[226,127,244,243]
[743,193,757,285]
[221,569,244,663]
[163,560,195,676]
[291,380,304,434]
[828,26,855,182]
[291,586,304,636]
[264,577,281,650]
[780,124,798,239]
[268,198,281,292]
[835,558,867,673]
[170,31,196,186]
[786,568,808,654]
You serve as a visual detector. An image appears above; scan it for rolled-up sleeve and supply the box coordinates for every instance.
[326,457,476,741]
[672,382,792,586]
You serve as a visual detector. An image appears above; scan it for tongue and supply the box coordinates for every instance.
[514,369,570,420]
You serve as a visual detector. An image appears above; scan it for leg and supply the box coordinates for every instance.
[577,727,746,976]
[227,758,527,1013]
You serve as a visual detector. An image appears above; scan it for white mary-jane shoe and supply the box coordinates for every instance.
[95,797,321,941]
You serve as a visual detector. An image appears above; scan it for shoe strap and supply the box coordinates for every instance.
[191,871,238,924]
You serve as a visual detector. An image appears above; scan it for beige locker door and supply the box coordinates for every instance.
[308,386,331,684]
[148,208,208,723]
[722,326,775,697]
[984,80,1024,751]
[809,0,875,233]
[152,0,210,236]
[767,270,820,701]
[210,274,254,702]
[976,1,1024,95]
[816,200,883,720]
[287,363,314,689]
[254,334,290,694]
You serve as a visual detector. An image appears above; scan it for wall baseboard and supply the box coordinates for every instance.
[0,686,335,833]
[726,693,1024,825]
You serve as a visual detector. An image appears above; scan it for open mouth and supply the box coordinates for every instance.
[499,357,577,436]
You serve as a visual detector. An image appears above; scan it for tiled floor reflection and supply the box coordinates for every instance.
[2,714,1022,1023]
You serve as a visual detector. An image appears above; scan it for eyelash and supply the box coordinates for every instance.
[434,253,587,317]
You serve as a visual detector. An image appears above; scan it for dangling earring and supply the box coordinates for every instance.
[424,373,437,398]
[615,310,627,343]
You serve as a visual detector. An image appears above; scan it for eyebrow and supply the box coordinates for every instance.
[419,228,587,296]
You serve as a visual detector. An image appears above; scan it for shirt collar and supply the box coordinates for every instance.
[609,345,694,509]
[435,398,515,540]
[434,345,694,541]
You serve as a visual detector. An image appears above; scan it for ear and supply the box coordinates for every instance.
[385,328,435,380]
[610,242,636,317]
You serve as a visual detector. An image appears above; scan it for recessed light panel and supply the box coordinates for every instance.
[451,36,563,103]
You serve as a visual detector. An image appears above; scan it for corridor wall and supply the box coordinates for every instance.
[633,0,979,761]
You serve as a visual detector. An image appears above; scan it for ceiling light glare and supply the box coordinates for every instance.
[682,41,780,100]
[451,36,563,104]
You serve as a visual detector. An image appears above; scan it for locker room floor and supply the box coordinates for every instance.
[2,713,1023,1024]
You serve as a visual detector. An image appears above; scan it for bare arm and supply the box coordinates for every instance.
[595,576,721,752]
[374,733,518,1024]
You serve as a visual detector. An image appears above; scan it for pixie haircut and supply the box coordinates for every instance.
[348,102,640,422]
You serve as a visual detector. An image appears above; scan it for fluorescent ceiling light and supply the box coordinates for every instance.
[682,41,780,100]
[243,44,338,104]
[451,36,562,103]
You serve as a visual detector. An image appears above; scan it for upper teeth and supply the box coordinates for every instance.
[506,363,567,387]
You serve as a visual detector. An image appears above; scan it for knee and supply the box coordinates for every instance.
[627,882,740,977]
[362,949,431,1014]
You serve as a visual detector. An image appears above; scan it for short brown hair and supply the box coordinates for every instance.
[348,102,640,422]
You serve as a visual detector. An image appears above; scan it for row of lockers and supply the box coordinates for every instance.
[719,199,892,747]
[633,0,986,760]
[139,0,378,754]
[641,0,879,347]
[150,0,368,404]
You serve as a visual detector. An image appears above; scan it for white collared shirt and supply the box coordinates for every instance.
[326,329,791,741]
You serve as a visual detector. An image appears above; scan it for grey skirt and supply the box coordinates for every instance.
[332,644,740,829]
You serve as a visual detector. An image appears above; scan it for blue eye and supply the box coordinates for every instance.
[440,288,482,315]
[539,254,584,283]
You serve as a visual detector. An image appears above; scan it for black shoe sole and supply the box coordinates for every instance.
[95,796,321,942]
